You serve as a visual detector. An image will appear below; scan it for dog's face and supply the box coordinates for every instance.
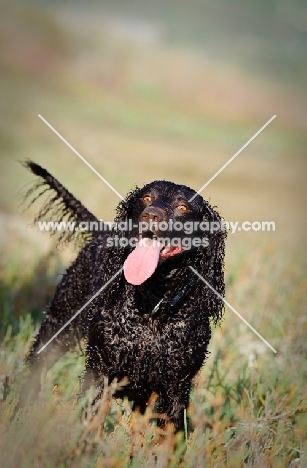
[137,180,206,251]
[121,181,212,285]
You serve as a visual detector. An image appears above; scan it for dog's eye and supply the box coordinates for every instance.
[143,195,152,203]
[177,204,188,212]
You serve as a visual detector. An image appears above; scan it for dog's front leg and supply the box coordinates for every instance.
[156,384,191,434]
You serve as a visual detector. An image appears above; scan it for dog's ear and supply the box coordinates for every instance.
[114,186,142,223]
[194,200,227,325]
[21,160,99,247]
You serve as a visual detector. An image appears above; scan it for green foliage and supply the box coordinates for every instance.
[0,247,306,467]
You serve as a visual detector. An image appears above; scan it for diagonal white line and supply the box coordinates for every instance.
[189,266,277,353]
[38,114,124,200]
[189,114,276,201]
[37,268,123,354]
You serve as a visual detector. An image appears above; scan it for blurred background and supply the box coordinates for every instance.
[0,0,306,324]
[0,0,306,247]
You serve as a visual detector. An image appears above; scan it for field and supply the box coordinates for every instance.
[0,1,306,466]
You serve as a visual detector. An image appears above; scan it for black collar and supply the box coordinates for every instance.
[150,277,197,316]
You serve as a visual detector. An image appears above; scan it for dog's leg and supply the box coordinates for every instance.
[131,394,152,415]
[156,384,191,434]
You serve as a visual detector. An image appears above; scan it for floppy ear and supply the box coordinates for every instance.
[114,185,142,223]
[22,160,98,247]
[98,186,144,305]
[107,185,143,248]
[192,200,227,325]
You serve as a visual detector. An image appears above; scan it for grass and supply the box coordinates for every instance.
[0,244,306,467]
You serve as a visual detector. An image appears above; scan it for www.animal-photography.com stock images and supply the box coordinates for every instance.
[0,1,306,467]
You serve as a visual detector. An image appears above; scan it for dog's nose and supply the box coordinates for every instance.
[140,206,167,223]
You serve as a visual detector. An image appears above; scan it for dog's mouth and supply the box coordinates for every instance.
[123,230,183,285]
[141,230,182,257]
[140,230,184,259]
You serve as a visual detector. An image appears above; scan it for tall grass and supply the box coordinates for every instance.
[0,245,306,467]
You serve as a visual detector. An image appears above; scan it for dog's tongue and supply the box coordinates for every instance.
[124,238,163,285]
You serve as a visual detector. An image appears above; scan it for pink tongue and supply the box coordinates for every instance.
[124,238,162,285]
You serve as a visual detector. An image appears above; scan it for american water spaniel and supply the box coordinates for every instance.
[22,160,226,432]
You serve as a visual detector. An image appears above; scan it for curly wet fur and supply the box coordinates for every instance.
[22,161,226,432]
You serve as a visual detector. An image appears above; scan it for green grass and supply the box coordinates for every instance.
[0,245,306,467]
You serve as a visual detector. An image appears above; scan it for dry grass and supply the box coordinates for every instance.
[0,244,306,467]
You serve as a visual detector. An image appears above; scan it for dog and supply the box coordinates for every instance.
[22,160,226,432]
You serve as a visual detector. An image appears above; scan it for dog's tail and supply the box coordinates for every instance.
[22,160,101,246]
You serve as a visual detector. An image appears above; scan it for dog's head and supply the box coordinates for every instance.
[112,180,226,286]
